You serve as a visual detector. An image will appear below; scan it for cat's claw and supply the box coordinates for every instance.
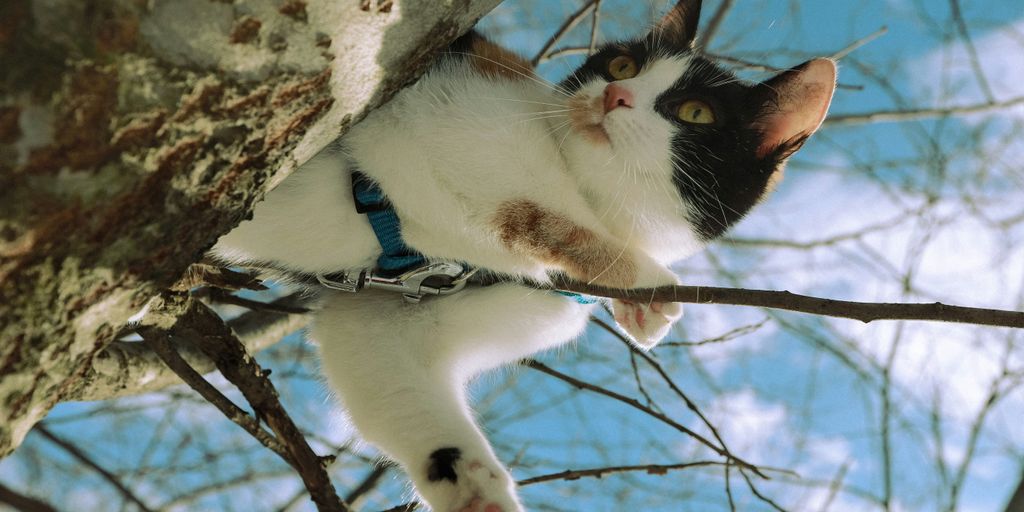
[613,299,683,349]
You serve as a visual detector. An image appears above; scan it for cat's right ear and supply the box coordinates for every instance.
[652,0,702,49]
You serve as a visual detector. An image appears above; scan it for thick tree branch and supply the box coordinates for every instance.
[548,277,1024,329]
[0,481,59,512]
[138,292,347,512]
[66,292,311,402]
[0,0,502,457]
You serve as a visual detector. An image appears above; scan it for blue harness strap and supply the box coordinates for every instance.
[350,169,597,304]
[351,171,427,277]
[553,289,600,304]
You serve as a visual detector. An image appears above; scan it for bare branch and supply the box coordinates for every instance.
[67,292,311,402]
[524,359,767,478]
[517,460,732,485]
[533,0,598,66]
[695,0,735,50]
[824,96,1024,126]
[141,292,348,512]
[0,481,59,512]
[34,425,155,512]
[949,0,996,103]
[137,315,291,461]
[829,26,888,60]
[547,278,1024,329]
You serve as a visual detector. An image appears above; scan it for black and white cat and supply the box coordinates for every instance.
[211,1,836,510]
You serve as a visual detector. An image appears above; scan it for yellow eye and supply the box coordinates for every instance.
[607,55,638,80]
[677,99,716,125]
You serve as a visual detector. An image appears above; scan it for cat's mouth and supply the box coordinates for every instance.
[567,94,611,145]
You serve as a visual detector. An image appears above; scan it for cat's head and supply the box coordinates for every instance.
[557,0,836,243]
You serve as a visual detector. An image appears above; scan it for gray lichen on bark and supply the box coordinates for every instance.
[0,0,502,457]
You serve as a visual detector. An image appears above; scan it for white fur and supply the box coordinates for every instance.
[212,55,702,511]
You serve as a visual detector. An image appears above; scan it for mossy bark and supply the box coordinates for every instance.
[0,0,501,457]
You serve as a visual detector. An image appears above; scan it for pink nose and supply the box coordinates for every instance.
[598,83,630,113]
[603,83,634,113]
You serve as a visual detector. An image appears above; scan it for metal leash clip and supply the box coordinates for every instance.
[316,262,477,303]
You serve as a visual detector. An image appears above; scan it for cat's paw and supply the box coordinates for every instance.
[631,254,680,290]
[422,447,523,512]
[612,299,683,349]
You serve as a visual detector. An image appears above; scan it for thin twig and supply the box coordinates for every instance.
[592,317,734,454]
[516,460,728,485]
[202,288,312,314]
[524,359,767,478]
[829,26,888,60]
[34,425,155,512]
[532,0,598,66]
[949,0,995,103]
[825,95,1024,126]
[695,0,735,50]
[547,277,1024,329]
[660,318,769,348]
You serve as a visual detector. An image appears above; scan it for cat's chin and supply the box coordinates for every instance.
[567,93,612,146]
[576,123,610,146]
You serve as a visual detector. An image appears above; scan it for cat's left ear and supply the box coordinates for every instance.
[753,58,837,159]
[652,0,702,49]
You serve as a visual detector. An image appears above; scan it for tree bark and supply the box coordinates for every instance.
[0,0,501,457]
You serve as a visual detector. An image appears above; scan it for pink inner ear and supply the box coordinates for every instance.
[756,58,837,158]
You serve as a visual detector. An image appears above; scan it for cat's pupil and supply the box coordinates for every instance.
[691,108,702,120]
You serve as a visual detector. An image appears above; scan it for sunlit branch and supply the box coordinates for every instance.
[825,96,1024,126]
[548,277,1024,329]
[532,0,599,66]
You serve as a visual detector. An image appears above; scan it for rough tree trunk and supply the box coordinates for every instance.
[0,0,501,457]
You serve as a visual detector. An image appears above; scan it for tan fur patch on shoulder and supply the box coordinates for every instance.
[495,199,637,288]
[468,38,534,81]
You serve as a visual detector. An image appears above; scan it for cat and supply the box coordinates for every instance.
[209,1,836,510]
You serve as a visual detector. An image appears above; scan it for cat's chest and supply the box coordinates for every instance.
[344,67,565,181]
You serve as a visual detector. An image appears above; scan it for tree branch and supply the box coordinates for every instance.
[34,425,154,512]
[824,96,1024,126]
[532,0,599,66]
[67,292,312,402]
[0,481,59,512]
[548,277,1024,329]
[139,292,348,512]
[524,359,767,477]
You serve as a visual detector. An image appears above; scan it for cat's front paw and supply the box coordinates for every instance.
[422,447,523,512]
[613,299,683,349]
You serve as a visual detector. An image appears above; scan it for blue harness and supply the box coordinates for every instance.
[348,171,597,305]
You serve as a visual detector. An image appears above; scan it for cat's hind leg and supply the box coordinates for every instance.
[312,291,524,512]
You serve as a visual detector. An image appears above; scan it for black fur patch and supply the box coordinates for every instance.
[559,37,791,242]
[427,447,461,483]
